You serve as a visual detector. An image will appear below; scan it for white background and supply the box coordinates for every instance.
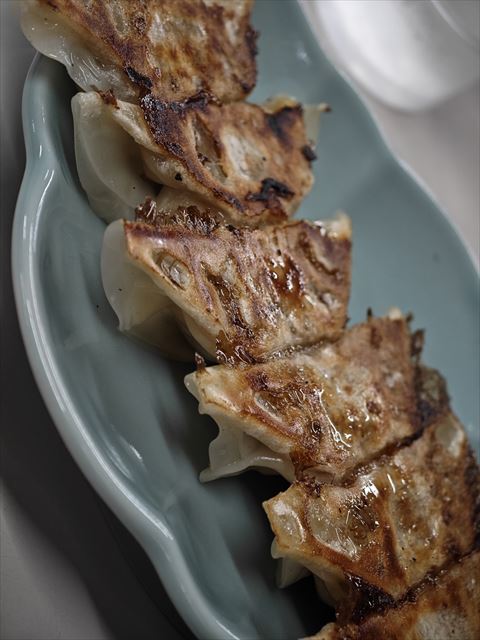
[1,1,478,638]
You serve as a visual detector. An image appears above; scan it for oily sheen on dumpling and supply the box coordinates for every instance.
[309,550,480,640]
[263,412,480,619]
[72,91,321,226]
[185,314,447,482]
[22,0,257,103]
[101,207,351,361]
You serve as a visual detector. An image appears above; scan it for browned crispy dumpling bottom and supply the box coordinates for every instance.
[309,551,480,640]
[264,412,479,618]
[185,314,438,483]
[22,0,257,103]
[101,210,351,361]
[71,91,321,226]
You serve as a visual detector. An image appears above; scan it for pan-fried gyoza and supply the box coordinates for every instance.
[22,0,257,103]
[309,550,480,640]
[263,412,479,619]
[185,314,449,482]
[72,91,321,225]
[22,1,480,637]
[101,207,351,361]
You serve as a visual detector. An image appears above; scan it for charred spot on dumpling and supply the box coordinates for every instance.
[245,178,296,219]
[124,65,153,90]
[266,105,303,145]
[101,92,316,225]
[246,178,295,203]
[192,115,228,183]
[344,576,396,623]
[414,365,449,428]
[244,23,258,59]
[301,144,317,162]
[140,94,189,159]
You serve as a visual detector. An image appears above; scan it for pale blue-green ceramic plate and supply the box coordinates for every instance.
[12,2,479,639]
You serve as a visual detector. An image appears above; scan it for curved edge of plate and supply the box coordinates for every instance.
[11,54,240,640]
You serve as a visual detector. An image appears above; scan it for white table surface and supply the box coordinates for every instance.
[1,2,478,639]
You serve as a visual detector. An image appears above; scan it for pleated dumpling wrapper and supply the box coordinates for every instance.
[71,91,322,225]
[263,412,480,620]
[185,314,444,482]
[308,550,480,640]
[22,0,257,103]
[101,207,351,361]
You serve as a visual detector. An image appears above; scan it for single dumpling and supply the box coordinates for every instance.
[308,550,480,640]
[72,91,322,226]
[263,411,480,620]
[21,0,257,103]
[101,206,351,361]
[185,314,449,482]
[71,92,157,223]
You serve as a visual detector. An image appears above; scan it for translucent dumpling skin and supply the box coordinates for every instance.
[101,219,193,360]
[22,1,138,101]
[72,92,156,223]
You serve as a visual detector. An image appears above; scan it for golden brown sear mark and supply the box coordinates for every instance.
[124,212,351,362]
[32,0,257,103]
[187,314,438,483]
[310,550,480,639]
[264,412,479,622]
[137,94,314,224]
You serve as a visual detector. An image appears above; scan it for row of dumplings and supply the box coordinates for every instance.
[22,1,479,638]
[187,315,480,639]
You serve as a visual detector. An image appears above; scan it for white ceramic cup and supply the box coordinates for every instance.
[304,0,480,111]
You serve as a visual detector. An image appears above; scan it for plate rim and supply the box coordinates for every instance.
[11,54,242,640]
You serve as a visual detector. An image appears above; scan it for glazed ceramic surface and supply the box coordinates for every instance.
[12,2,479,638]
